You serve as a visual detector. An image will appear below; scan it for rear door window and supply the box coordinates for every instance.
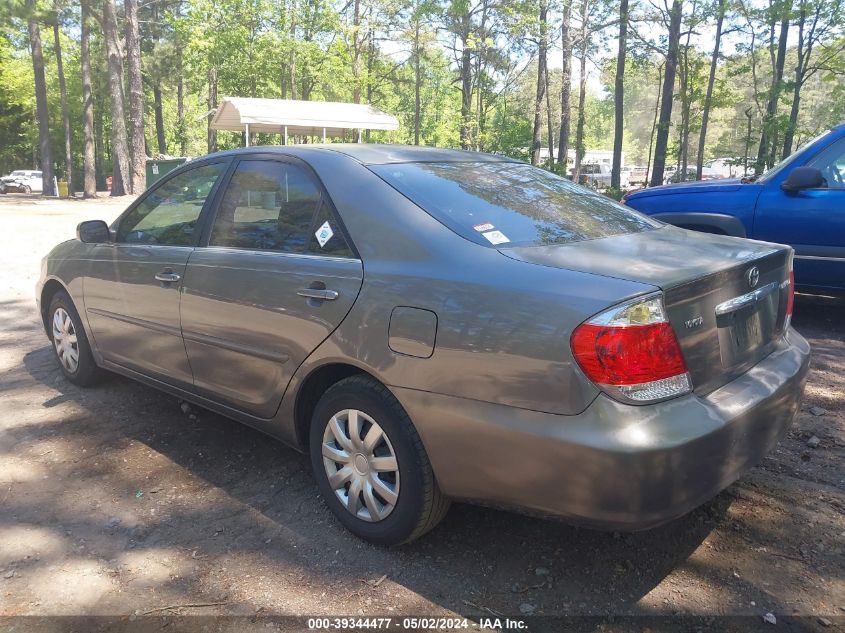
[370,161,659,248]
[209,160,320,253]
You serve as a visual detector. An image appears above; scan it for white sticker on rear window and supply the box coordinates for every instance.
[315,221,334,248]
[473,222,495,232]
[482,230,510,245]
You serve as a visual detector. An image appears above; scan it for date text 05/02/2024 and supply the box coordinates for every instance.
[306,617,528,630]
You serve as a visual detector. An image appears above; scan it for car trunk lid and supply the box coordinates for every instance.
[500,225,792,396]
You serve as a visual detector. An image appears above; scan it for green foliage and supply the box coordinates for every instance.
[1,0,843,183]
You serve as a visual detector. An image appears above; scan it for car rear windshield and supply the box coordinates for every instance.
[370,161,660,248]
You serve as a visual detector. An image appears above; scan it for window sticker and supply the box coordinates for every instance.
[315,221,334,248]
[482,230,510,245]
[473,222,495,232]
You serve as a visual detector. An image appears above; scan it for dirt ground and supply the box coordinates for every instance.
[0,193,843,629]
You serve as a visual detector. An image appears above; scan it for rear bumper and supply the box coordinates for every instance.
[395,328,810,530]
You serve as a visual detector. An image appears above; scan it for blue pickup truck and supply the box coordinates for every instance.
[623,123,845,294]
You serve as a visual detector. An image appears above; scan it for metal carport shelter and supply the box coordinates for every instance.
[209,97,400,145]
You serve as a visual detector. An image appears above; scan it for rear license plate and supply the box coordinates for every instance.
[733,310,763,352]
[717,289,778,368]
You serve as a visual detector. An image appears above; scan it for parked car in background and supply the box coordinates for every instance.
[628,165,649,186]
[624,123,845,294]
[705,157,746,179]
[0,170,43,194]
[665,166,721,184]
[38,145,808,545]
[576,163,624,189]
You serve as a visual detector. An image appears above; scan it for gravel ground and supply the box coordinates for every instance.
[0,194,843,630]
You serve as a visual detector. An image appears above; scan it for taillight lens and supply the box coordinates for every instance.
[571,295,692,404]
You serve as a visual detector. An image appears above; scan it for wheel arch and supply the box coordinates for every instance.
[293,362,381,450]
[40,278,71,335]
[652,212,747,237]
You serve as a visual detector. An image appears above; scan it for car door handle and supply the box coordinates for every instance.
[297,288,339,301]
[155,271,181,283]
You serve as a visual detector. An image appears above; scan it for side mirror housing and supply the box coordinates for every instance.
[77,220,111,244]
[781,166,824,192]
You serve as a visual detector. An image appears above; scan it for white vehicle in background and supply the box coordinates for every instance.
[628,166,648,185]
[0,170,43,194]
[704,158,745,179]
[574,163,630,189]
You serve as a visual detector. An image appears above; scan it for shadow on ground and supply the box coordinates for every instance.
[1,294,842,622]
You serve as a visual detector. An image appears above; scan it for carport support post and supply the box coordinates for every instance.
[284,126,288,145]
[322,127,326,143]
[244,123,250,147]
[357,129,362,143]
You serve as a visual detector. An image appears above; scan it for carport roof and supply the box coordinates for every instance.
[209,97,400,137]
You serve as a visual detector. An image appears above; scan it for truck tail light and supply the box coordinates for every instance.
[781,255,794,329]
[786,270,795,320]
[571,294,692,404]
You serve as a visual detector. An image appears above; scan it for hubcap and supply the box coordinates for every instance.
[52,307,79,374]
[321,409,400,522]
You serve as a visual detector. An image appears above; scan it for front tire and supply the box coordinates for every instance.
[22,185,31,194]
[48,291,102,386]
[309,375,449,545]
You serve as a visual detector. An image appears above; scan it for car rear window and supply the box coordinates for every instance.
[370,161,659,248]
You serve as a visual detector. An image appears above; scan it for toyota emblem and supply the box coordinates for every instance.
[746,266,760,288]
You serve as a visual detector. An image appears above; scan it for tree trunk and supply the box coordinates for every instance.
[645,63,663,186]
[572,0,589,182]
[208,67,218,153]
[125,0,145,192]
[81,0,96,197]
[474,0,491,151]
[352,0,361,103]
[413,17,421,145]
[756,16,789,173]
[94,67,105,189]
[365,23,374,141]
[782,4,807,159]
[696,0,725,179]
[678,20,694,180]
[177,65,186,155]
[459,17,473,150]
[289,0,298,99]
[102,0,131,196]
[27,2,56,196]
[531,1,548,166]
[153,83,167,155]
[782,79,802,160]
[610,0,629,189]
[557,0,572,166]
[53,10,73,195]
[649,0,682,187]
[545,57,554,167]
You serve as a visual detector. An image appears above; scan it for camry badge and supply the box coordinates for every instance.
[746,266,760,288]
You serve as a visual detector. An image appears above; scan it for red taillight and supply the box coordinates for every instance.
[571,295,691,403]
[571,322,688,385]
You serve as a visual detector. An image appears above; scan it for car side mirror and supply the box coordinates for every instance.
[77,220,111,243]
[781,166,824,192]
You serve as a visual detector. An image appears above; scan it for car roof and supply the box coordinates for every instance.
[198,143,519,166]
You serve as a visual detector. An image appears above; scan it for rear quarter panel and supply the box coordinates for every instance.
[272,151,656,441]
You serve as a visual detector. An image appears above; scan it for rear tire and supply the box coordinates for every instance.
[22,185,31,194]
[309,375,450,545]
[48,291,102,386]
